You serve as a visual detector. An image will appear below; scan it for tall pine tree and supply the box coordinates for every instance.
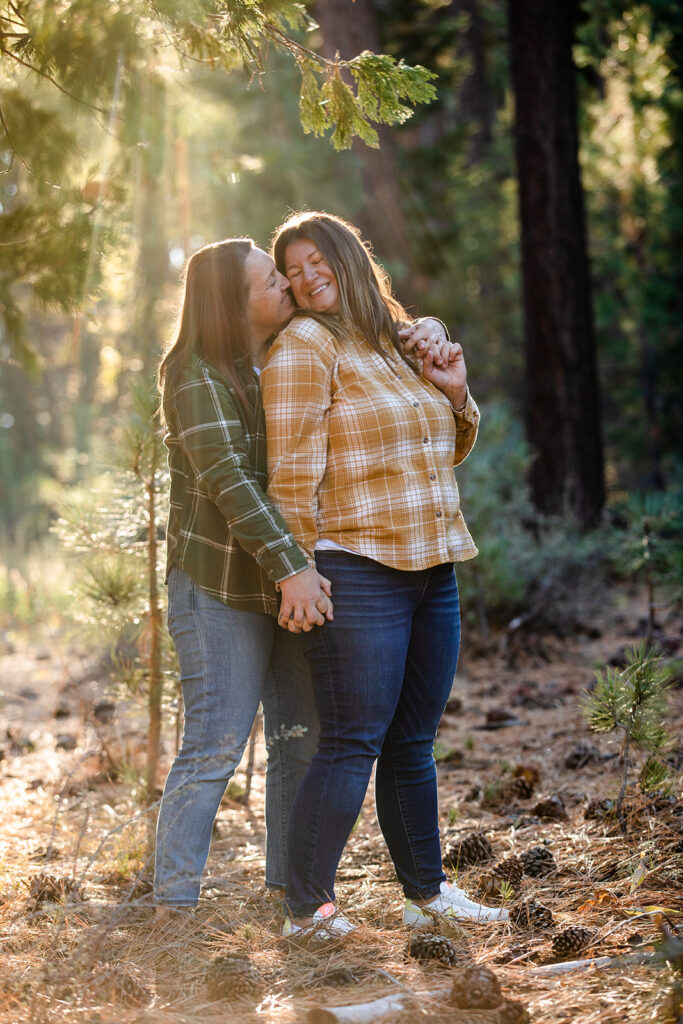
[508,0,605,526]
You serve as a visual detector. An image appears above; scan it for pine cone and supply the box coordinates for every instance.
[509,900,554,930]
[564,742,602,770]
[551,926,595,959]
[584,797,614,820]
[477,854,524,901]
[408,929,459,965]
[27,873,80,906]
[499,854,524,886]
[494,944,528,965]
[205,956,261,1001]
[126,873,154,900]
[450,965,502,1010]
[96,965,151,1007]
[497,999,531,1024]
[531,795,567,820]
[483,777,531,808]
[507,777,534,801]
[520,845,556,877]
[314,966,366,987]
[443,832,494,870]
[512,763,541,789]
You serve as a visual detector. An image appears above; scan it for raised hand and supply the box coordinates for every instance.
[422,341,468,410]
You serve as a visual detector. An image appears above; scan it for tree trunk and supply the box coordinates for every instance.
[453,0,496,163]
[132,72,168,378]
[144,443,163,807]
[508,0,604,526]
[312,0,426,308]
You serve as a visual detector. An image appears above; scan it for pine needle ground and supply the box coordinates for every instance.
[0,585,681,1024]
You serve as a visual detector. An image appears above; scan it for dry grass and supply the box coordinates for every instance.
[0,591,681,1024]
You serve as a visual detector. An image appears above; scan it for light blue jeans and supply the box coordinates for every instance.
[154,566,318,906]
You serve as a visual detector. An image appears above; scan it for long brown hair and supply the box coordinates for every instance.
[158,238,255,419]
[271,211,414,369]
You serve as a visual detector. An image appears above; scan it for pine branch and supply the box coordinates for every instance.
[0,44,110,115]
[0,100,65,186]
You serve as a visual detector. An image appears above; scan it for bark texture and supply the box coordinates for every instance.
[508,0,604,525]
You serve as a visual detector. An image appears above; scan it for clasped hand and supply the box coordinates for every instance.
[278,567,334,633]
[398,318,468,410]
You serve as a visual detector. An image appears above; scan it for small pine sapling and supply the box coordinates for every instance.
[618,491,683,643]
[582,642,672,829]
[55,380,173,820]
[119,381,167,805]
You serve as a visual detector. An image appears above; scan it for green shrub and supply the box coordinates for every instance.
[457,402,612,630]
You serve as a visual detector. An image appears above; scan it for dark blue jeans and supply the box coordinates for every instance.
[286,552,460,917]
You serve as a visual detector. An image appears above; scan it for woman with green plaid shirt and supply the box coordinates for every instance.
[154,239,335,916]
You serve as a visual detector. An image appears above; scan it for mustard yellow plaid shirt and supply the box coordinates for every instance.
[261,316,480,572]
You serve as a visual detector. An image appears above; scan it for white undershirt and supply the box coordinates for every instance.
[314,538,356,554]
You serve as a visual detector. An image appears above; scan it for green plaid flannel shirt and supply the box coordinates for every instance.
[163,355,308,615]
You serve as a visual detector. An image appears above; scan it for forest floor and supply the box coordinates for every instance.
[0,581,681,1024]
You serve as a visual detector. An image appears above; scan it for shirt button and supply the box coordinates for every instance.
[423,437,429,444]
[429,473,436,481]
[412,401,419,408]
[436,510,442,518]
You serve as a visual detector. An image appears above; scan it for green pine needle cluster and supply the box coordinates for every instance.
[585,643,669,747]
[298,52,436,150]
[583,642,673,822]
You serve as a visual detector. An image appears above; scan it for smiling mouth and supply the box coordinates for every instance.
[310,283,328,297]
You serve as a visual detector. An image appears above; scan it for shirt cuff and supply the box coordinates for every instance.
[451,388,477,421]
[262,542,310,586]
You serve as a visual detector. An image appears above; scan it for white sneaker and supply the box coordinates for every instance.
[282,901,356,938]
[403,881,509,926]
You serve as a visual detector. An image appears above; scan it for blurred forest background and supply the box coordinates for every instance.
[1,10,682,1021]
[1,0,682,653]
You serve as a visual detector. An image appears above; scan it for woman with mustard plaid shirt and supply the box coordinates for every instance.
[261,212,507,936]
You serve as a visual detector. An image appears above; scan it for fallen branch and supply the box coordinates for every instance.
[305,987,449,1024]
[305,952,658,1023]
[527,950,655,975]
